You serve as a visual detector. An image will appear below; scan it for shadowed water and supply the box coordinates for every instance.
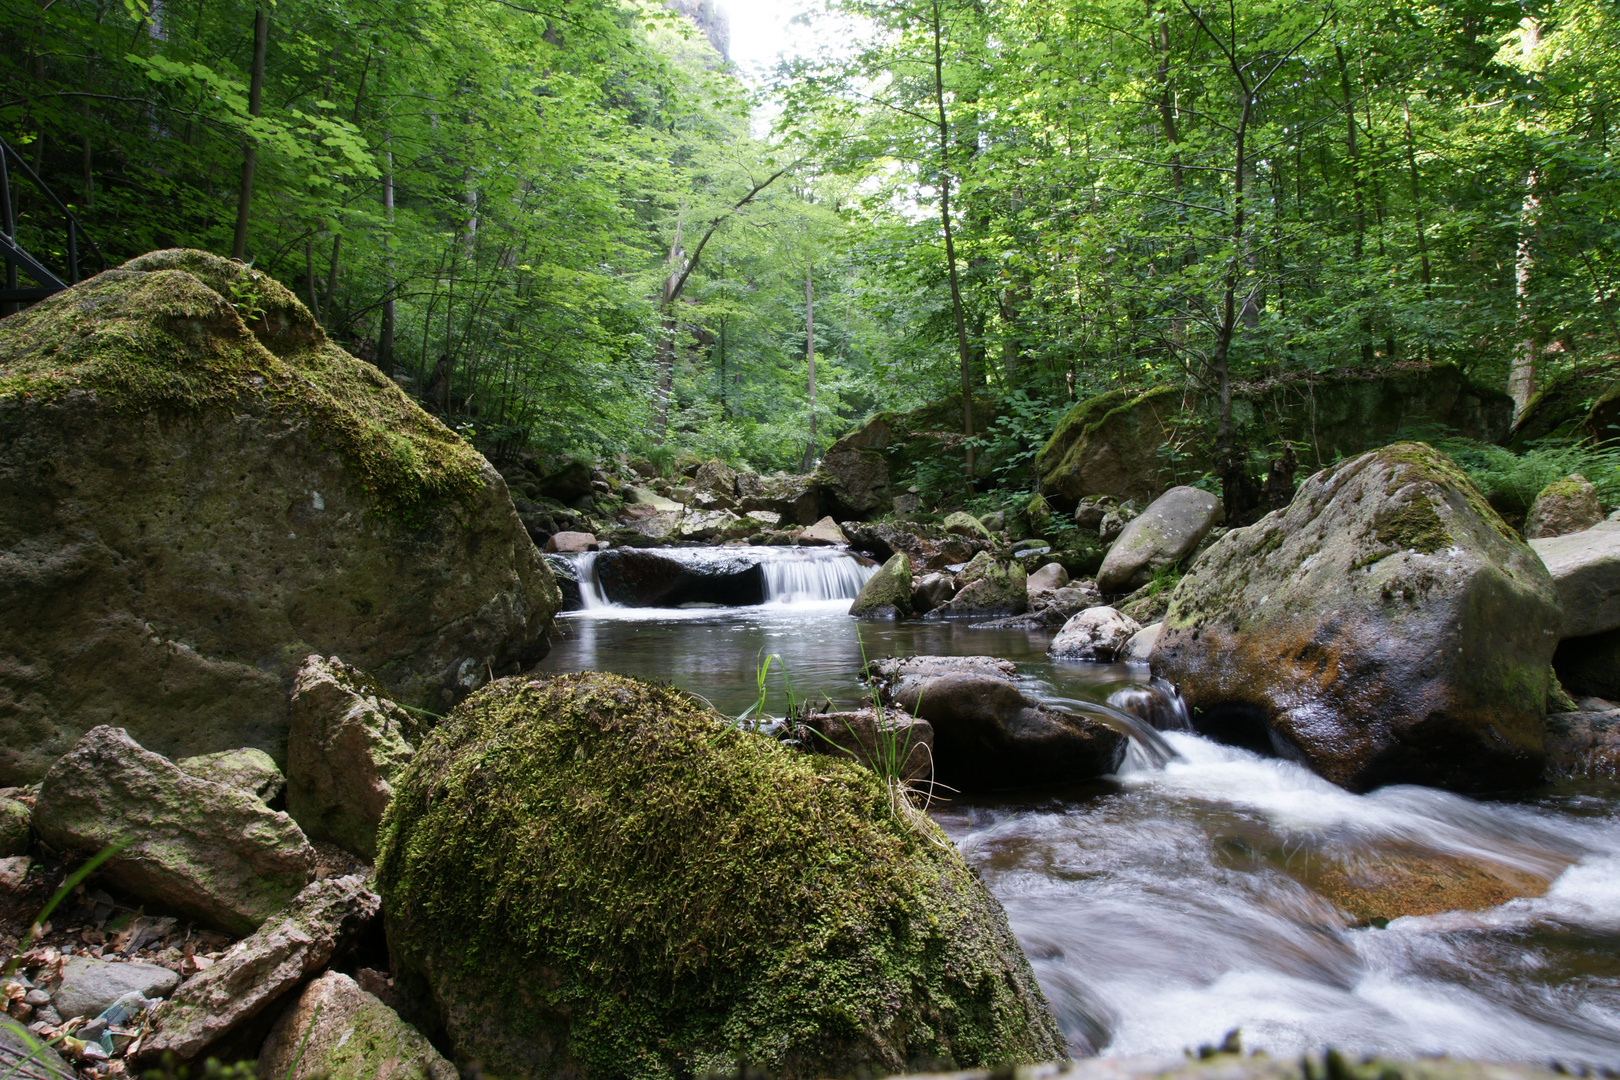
[538,549,1620,1067]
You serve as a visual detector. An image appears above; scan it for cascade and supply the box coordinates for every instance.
[567,546,876,611]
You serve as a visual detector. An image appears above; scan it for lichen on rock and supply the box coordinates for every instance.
[376,671,1062,1080]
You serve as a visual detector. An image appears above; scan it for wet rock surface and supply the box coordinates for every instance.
[32,725,316,935]
[849,552,913,619]
[926,553,1027,619]
[1151,443,1562,792]
[1530,519,1620,638]
[593,548,766,607]
[801,705,934,783]
[1049,607,1143,662]
[1096,486,1222,593]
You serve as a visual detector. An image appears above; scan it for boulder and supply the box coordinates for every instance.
[849,553,912,620]
[258,972,455,1080]
[926,554,1026,619]
[1529,520,1620,638]
[288,656,417,861]
[0,250,559,785]
[544,531,597,553]
[1543,706,1620,777]
[943,511,992,540]
[0,795,28,856]
[542,554,583,611]
[1036,366,1512,506]
[1117,582,1174,626]
[1073,497,1116,530]
[1553,628,1620,700]
[843,522,988,573]
[51,956,181,1020]
[1122,622,1162,664]
[797,515,848,546]
[1150,443,1562,792]
[594,549,766,607]
[624,486,683,513]
[1096,486,1222,593]
[141,874,380,1063]
[816,446,889,518]
[376,672,1061,1079]
[1026,563,1070,596]
[801,706,933,783]
[1048,607,1143,662]
[1098,506,1136,544]
[175,748,285,803]
[32,725,316,935]
[692,459,739,497]
[911,572,956,615]
[980,509,1007,532]
[865,657,1125,790]
[536,460,593,502]
[1524,474,1603,539]
[736,472,821,526]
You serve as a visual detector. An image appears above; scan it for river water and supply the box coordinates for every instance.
[538,548,1620,1067]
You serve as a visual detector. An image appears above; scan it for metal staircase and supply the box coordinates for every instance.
[1,136,106,315]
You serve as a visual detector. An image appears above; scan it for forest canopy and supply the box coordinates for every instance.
[4,0,1617,488]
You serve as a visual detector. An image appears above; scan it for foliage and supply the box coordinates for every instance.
[1425,436,1620,517]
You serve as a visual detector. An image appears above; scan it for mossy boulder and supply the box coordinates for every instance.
[1149,443,1562,792]
[175,747,285,803]
[850,552,913,619]
[0,250,558,784]
[259,971,455,1080]
[927,554,1028,619]
[1036,365,1512,507]
[376,672,1062,1080]
[943,511,992,540]
[0,794,28,856]
[1524,473,1603,539]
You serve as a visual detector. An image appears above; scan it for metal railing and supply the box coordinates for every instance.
[1,136,107,314]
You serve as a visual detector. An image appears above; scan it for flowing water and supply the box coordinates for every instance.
[539,547,1620,1067]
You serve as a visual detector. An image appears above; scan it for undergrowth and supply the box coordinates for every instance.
[1403,426,1620,518]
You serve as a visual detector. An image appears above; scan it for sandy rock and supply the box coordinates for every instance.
[849,552,912,619]
[0,795,27,856]
[288,656,417,861]
[0,251,559,786]
[867,656,1125,790]
[942,511,992,540]
[1097,486,1222,593]
[141,874,380,1063]
[802,706,933,783]
[51,956,180,1020]
[258,971,455,1080]
[1151,443,1561,792]
[1530,519,1620,638]
[32,725,316,935]
[544,531,597,553]
[1049,607,1143,662]
[797,516,848,546]
[1122,622,1162,664]
[175,748,285,804]
[1026,562,1070,596]
[1524,473,1603,539]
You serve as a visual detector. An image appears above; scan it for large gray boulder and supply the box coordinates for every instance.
[32,725,316,935]
[258,971,455,1080]
[1530,519,1620,638]
[1048,607,1142,662]
[866,656,1125,790]
[288,656,417,861]
[0,250,559,786]
[51,956,181,1020]
[141,875,380,1063]
[1096,486,1222,592]
[1150,443,1561,792]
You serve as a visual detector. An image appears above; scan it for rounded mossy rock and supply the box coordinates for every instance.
[376,671,1063,1080]
[850,551,913,618]
[0,250,559,784]
[1149,442,1561,793]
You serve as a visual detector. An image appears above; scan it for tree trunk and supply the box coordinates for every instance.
[379,135,396,374]
[801,259,817,472]
[1336,45,1372,366]
[230,4,268,261]
[305,235,321,321]
[930,0,975,488]
[1510,20,1543,419]
[653,216,686,443]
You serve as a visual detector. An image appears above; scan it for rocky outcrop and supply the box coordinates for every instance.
[1037,366,1512,507]
[815,397,997,520]
[867,657,1126,789]
[736,472,821,525]
[175,748,285,803]
[801,705,933,783]
[849,553,912,619]
[797,516,848,546]
[377,672,1061,1079]
[926,553,1027,619]
[258,972,455,1080]
[141,874,380,1062]
[32,725,316,935]
[844,522,990,573]
[1529,520,1620,638]
[0,250,559,785]
[1048,607,1142,662]
[287,656,417,860]
[1524,474,1603,539]
[1150,443,1562,792]
[1544,704,1620,777]
[1096,486,1222,592]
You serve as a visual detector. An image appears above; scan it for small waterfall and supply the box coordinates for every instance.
[574,551,609,609]
[1044,694,1182,770]
[760,552,876,603]
[1107,677,1192,733]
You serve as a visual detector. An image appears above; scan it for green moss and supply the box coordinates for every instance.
[1548,670,1578,714]
[1376,442,1519,547]
[1535,474,1592,502]
[1374,496,1450,555]
[0,251,483,528]
[851,552,912,617]
[375,672,1059,1080]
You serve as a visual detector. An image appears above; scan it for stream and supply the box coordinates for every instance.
[537,547,1620,1067]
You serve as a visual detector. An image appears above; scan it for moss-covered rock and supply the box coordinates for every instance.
[1036,366,1512,506]
[0,250,558,783]
[926,554,1028,620]
[376,672,1062,1080]
[1149,443,1561,792]
[259,971,455,1080]
[175,747,285,803]
[943,511,992,540]
[1524,473,1602,539]
[0,794,29,856]
[850,552,914,619]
